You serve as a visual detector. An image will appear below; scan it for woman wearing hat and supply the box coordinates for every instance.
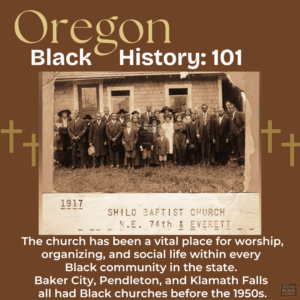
[161,106,174,124]
[174,115,187,166]
[54,109,72,166]
[149,117,160,166]
[161,114,174,164]
[131,110,143,125]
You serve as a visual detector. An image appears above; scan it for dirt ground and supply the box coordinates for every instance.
[53,160,245,193]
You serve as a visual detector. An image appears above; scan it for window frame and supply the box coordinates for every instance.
[164,84,192,109]
[107,86,134,114]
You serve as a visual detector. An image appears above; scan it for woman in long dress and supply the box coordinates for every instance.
[54,109,72,166]
[150,117,160,165]
[174,115,187,166]
[161,114,174,163]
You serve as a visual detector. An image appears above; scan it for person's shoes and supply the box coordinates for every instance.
[111,165,114,168]
[70,165,76,170]
[83,165,87,169]
[127,165,131,170]
[116,165,120,169]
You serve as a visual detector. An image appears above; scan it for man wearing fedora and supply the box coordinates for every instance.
[106,113,123,168]
[54,109,72,166]
[141,105,153,122]
[89,112,108,169]
[67,110,88,170]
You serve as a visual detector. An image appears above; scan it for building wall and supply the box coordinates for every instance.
[54,82,74,121]
[54,76,220,120]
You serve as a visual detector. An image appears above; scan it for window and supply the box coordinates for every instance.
[78,84,99,117]
[165,85,192,111]
[107,87,134,114]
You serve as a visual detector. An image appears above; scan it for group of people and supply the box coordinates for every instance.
[54,101,245,170]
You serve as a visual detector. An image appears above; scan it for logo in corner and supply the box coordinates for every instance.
[280,282,298,298]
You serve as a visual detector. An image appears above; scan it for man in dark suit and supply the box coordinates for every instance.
[101,108,111,165]
[196,104,212,165]
[67,110,87,170]
[89,112,108,169]
[106,113,123,168]
[141,105,153,122]
[101,108,112,123]
[211,108,230,165]
[210,105,219,164]
[186,113,199,165]
[83,114,93,167]
[229,103,245,165]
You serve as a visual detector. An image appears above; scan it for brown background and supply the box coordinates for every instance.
[1,0,299,299]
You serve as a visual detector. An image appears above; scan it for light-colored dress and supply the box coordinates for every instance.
[161,122,174,154]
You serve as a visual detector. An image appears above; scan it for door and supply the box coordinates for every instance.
[78,84,99,118]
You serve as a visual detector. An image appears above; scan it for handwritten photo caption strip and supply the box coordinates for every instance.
[42,193,260,235]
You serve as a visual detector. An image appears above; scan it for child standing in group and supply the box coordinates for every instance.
[156,129,169,169]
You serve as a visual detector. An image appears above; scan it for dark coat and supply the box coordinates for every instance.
[231,111,245,133]
[141,111,153,122]
[224,109,231,118]
[196,112,212,137]
[211,115,230,152]
[68,118,87,143]
[122,128,139,152]
[101,115,112,124]
[118,117,128,129]
[187,121,198,146]
[106,121,123,145]
[151,127,160,164]
[84,122,92,143]
[156,136,169,156]
[89,120,108,156]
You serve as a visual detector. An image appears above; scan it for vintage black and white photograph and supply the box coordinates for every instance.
[49,71,250,193]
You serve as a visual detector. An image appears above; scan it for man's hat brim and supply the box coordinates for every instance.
[112,142,119,151]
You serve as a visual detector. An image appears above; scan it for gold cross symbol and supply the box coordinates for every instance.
[281,134,300,167]
[1,120,23,153]
[23,134,39,167]
[261,120,281,153]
